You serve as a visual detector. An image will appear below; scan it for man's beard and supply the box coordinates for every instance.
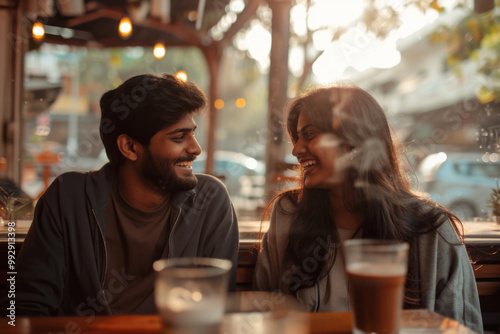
[141,148,198,194]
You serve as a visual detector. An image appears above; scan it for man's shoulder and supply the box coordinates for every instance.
[49,171,89,189]
[189,173,231,206]
[37,171,92,207]
[45,165,111,198]
[194,173,227,190]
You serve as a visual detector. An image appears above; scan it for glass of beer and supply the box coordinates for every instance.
[343,239,409,334]
[153,257,232,333]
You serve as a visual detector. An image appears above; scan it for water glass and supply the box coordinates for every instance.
[153,257,232,333]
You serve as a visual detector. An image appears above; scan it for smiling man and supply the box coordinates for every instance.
[2,74,239,316]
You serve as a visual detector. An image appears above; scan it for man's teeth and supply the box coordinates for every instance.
[301,160,318,169]
[176,162,193,168]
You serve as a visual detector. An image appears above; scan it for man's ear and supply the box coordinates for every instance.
[117,134,140,162]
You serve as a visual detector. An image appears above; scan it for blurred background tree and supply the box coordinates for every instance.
[430,0,500,103]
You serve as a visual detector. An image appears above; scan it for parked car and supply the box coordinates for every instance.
[192,151,266,210]
[415,152,500,221]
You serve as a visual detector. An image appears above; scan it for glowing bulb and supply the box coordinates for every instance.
[176,70,187,82]
[236,98,246,108]
[32,22,45,41]
[187,11,198,21]
[214,99,224,109]
[153,43,166,59]
[119,17,132,38]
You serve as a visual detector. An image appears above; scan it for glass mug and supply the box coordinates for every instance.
[343,239,409,334]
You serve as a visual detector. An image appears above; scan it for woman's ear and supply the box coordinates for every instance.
[117,134,140,162]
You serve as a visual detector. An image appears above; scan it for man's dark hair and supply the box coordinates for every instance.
[99,73,207,166]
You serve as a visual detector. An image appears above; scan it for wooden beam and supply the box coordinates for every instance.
[201,0,260,174]
[64,7,206,48]
[65,8,124,27]
[12,0,25,184]
[144,19,205,48]
[201,44,220,175]
[264,0,292,202]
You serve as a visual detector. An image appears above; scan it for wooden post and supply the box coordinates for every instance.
[202,44,221,175]
[0,0,25,184]
[0,4,13,166]
[200,0,260,175]
[264,0,292,202]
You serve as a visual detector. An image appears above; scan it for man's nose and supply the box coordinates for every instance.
[188,137,202,156]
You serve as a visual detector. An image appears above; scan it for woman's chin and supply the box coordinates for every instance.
[304,178,320,189]
[304,177,341,190]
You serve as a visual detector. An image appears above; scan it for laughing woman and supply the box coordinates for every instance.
[252,85,483,332]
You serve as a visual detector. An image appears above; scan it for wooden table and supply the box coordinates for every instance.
[1,309,475,334]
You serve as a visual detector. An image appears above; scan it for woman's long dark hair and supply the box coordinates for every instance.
[262,85,463,304]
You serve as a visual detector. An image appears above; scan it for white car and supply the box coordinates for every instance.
[192,151,266,210]
[416,152,500,221]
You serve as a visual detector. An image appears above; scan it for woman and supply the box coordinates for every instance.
[253,85,483,332]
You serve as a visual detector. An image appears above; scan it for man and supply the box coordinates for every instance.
[1,74,239,316]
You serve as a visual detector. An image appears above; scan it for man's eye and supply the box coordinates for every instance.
[172,135,185,142]
[171,131,197,142]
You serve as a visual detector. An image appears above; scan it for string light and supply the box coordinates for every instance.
[153,42,166,59]
[118,17,133,38]
[214,99,224,109]
[236,98,246,108]
[176,70,187,82]
[32,21,45,41]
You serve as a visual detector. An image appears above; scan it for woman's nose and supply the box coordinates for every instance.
[292,138,306,157]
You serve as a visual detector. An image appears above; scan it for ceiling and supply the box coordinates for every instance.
[32,0,235,48]
[24,0,245,118]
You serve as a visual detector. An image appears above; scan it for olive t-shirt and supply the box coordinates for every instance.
[103,183,173,314]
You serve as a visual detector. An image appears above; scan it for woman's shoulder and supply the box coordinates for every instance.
[265,191,299,234]
[273,190,299,213]
[406,199,463,244]
[403,197,449,225]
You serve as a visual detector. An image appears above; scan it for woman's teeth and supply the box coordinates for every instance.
[301,160,318,169]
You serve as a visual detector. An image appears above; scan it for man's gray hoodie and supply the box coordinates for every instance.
[1,163,239,316]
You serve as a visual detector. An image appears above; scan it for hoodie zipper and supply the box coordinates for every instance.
[167,207,182,259]
[92,209,108,285]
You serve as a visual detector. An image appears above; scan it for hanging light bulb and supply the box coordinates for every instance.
[32,21,45,41]
[118,17,133,39]
[153,42,166,59]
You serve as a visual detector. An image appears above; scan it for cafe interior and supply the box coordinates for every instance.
[1,0,500,333]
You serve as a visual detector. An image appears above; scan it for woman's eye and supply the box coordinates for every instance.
[304,131,316,139]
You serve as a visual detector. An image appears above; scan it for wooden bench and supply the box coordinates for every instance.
[467,241,500,316]
[236,240,259,291]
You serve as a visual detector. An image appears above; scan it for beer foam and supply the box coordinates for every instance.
[346,262,406,276]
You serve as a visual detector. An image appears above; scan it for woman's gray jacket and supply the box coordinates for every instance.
[253,196,483,333]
